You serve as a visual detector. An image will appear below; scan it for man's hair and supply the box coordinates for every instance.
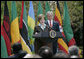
[46,11,53,16]
[52,50,69,58]
[46,11,53,15]
[46,11,53,20]
[68,45,79,56]
[38,46,53,58]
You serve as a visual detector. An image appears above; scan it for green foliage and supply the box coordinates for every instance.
[1,1,83,46]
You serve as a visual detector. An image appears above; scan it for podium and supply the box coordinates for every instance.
[33,30,63,42]
[33,30,63,54]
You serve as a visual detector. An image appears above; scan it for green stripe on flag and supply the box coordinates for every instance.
[37,1,43,16]
[1,35,8,58]
[45,1,50,20]
[63,1,74,42]
[11,1,17,22]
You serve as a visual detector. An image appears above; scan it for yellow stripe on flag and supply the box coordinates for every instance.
[55,6,62,25]
[11,17,20,45]
[28,16,35,30]
[29,38,35,45]
[20,36,32,54]
[37,21,39,25]
[58,38,68,52]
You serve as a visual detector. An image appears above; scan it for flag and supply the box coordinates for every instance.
[28,1,35,53]
[54,1,66,38]
[1,25,11,56]
[1,35,8,58]
[45,1,50,20]
[3,1,11,42]
[63,1,76,46]
[19,1,32,54]
[11,1,21,45]
[37,1,43,25]
[57,38,68,54]
[1,1,11,56]
[54,1,68,54]
[54,1,62,25]
[37,1,43,16]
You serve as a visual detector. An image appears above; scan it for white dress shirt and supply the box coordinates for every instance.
[48,20,53,27]
[38,23,46,30]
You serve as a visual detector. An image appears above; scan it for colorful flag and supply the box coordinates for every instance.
[1,1,11,56]
[45,1,50,20]
[54,1,66,38]
[54,1,68,54]
[28,1,35,53]
[37,1,43,25]
[19,1,32,54]
[1,35,8,58]
[3,1,11,42]
[57,38,68,54]
[54,1,62,26]
[11,1,21,45]
[63,1,76,46]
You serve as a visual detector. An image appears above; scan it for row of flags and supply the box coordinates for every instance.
[1,1,76,58]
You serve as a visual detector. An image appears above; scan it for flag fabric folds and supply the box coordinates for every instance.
[54,1,62,26]
[1,25,11,56]
[54,1,68,54]
[45,1,50,20]
[1,1,11,56]
[37,1,43,16]
[57,38,68,54]
[63,1,76,46]
[19,1,32,54]
[11,1,21,45]
[54,1,66,38]
[28,1,35,53]
[3,1,11,42]
[1,35,8,58]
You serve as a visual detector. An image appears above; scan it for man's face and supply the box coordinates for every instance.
[47,14,53,20]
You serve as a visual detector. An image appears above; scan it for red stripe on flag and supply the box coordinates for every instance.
[58,43,68,54]
[19,1,24,29]
[62,32,66,38]
[68,37,76,47]
[1,25,11,56]
[3,16,10,32]
[54,14,61,26]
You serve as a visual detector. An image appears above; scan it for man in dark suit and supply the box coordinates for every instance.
[45,11,60,54]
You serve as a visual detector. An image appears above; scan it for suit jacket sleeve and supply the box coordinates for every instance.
[33,26,41,34]
[33,26,37,34]
[56,22,60,32]
[53,21,60,32]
